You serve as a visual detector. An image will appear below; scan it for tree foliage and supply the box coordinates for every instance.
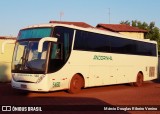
[120,20,160,53]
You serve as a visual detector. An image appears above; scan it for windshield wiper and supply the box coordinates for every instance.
[16,57,26,70]
[25,61,34,73]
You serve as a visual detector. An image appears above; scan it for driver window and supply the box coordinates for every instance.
[51,44,62,59]
[48,43,63,73]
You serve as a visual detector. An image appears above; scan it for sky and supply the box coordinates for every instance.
[0,0,160,36]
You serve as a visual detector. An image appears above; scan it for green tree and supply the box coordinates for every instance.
[120,20,130,25]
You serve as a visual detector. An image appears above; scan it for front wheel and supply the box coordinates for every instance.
[68,74,84,94]
[133,72,143,87]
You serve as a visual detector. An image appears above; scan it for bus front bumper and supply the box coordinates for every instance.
[11,78,50,92]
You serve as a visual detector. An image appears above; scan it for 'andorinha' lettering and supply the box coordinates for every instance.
[93,55,112,60]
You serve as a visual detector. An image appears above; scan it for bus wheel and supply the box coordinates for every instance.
[68,74,84,94]
[133,72,143,87]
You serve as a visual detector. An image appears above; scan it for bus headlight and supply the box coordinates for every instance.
[36,75,45,83]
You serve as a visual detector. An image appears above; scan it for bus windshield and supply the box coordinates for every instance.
[12,26,74,74]
[12,41,49,73]
[18,28,52,40]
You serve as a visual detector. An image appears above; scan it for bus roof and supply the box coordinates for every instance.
[23,23,157,44]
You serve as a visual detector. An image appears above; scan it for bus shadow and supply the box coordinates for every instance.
[152,79,160,83]
[0,96,129,114]
[0,83,130,114]
[0,82,30,96]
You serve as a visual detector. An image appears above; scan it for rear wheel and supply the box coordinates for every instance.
[68,74,84,94]
[133,72,143,87]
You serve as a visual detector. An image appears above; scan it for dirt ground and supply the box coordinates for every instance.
[0,81,160,114]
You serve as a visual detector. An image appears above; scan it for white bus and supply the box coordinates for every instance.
[11,23,158,93]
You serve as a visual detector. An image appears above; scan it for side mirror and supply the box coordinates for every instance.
[38,37,57,52]
[1,40,16,54]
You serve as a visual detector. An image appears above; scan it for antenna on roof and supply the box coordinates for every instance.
[108,8,111,24]
[60,11,64,21]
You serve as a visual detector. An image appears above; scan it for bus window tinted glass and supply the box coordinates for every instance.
[53,26,74,61]
[74,30,157,57]
[18,28,52,40]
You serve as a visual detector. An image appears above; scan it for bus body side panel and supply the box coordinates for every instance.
[67,50,158,88]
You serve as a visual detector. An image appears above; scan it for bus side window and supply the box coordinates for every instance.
[48,43,63,73]
[51,43,62,60]
[64,33,70,61]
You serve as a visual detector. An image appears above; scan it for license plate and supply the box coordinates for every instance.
[21,84,27,89]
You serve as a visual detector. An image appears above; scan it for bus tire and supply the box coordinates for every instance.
[133,72,143,87]
[68,74,84,94]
